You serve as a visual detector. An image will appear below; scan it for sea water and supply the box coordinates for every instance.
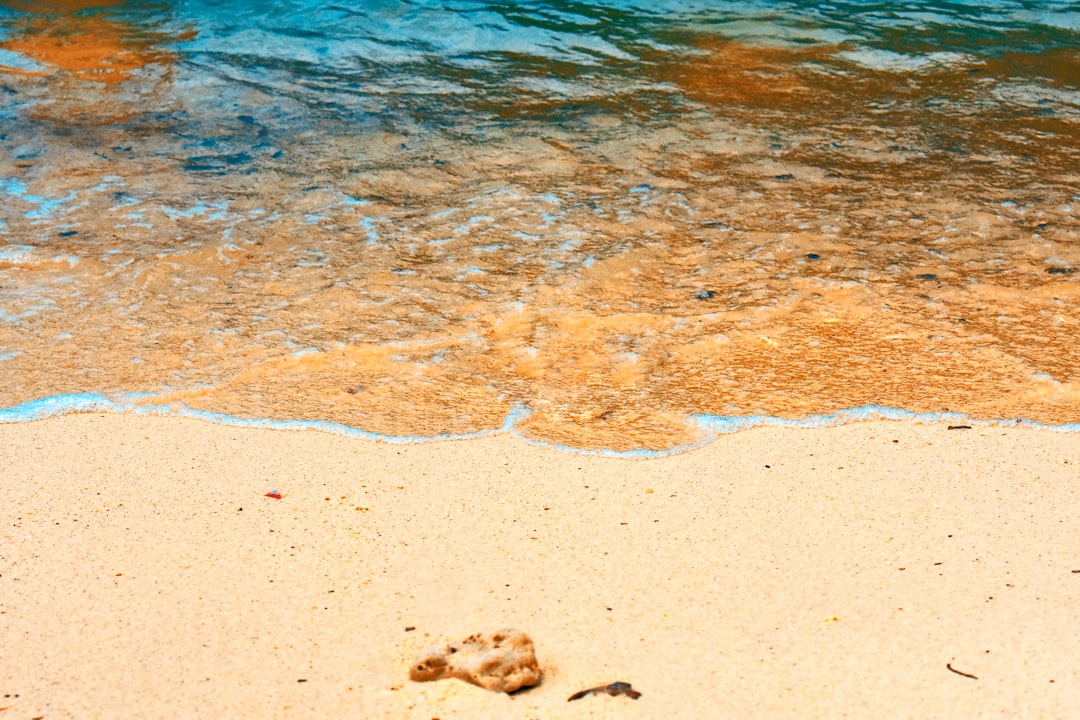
[0,0,1077,452]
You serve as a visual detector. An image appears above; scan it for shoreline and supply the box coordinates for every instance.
[3,414,1079,718]
[3,393,1079,458]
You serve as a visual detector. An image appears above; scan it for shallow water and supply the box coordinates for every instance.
[1,0,1078,450]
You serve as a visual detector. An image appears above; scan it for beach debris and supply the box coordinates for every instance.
[568,681,642,701]
[947,425,972,430]
[265,490,282,499]
[409,629,539,693]
[946,663,977,680]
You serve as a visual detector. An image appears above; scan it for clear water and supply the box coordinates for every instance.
[1,0,1078,450]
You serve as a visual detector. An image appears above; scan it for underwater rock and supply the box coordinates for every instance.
[409,628,540,693]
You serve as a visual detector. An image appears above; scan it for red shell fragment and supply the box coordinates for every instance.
[265,490,282,499]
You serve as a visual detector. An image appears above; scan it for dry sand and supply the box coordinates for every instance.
[2,413,1079,719]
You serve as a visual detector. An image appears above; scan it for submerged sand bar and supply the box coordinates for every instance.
[2,414,1079,718]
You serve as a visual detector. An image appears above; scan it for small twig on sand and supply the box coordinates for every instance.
[947,663,977,679]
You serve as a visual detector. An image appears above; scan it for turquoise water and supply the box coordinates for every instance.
[0,1,1078,450]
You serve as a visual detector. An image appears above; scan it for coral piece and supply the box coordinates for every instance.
[409,629,540,693]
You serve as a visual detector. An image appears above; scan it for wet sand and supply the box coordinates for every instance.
[2,413,1079,718]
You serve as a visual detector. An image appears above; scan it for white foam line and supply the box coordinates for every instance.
[0,393,528,445]
[1,394,1077,459]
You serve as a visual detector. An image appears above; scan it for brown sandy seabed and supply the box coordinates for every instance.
[0,17,1079,451]
[1,414,1079,718]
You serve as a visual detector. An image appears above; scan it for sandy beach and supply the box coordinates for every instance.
[2,413,1078,718]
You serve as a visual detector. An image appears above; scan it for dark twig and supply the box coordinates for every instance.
[947,663,977,679]
[568,681,642,701]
